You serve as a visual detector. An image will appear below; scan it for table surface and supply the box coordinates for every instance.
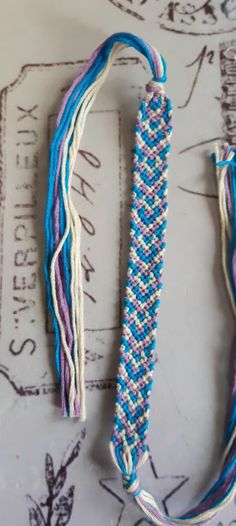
[0,2,236,525]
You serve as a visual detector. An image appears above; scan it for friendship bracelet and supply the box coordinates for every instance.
[44,32,236,525]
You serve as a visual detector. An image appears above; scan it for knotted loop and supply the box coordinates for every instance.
[123,471,142,497]
[146,79,165,94]
[110,442,149,500]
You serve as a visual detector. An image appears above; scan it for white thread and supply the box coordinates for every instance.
[215,143,236,319]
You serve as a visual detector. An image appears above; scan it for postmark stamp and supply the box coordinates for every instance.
[219,39,236,147]
[108,1,236,35]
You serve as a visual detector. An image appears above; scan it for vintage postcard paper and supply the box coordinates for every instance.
[0,2,236,525]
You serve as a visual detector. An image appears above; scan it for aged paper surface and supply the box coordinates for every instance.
[0,2,236,525]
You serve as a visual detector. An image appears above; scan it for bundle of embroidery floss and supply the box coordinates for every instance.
[45,32,236,525]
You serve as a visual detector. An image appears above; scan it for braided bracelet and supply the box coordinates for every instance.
[45,32,236,525]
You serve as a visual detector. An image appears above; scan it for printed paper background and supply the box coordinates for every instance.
[0,2,236,525]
